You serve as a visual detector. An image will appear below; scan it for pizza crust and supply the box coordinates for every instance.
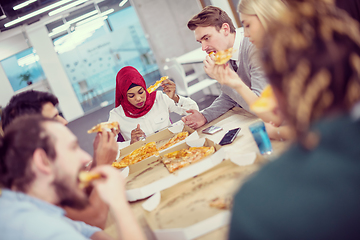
[78,171,101,188]
[147,76,169,93]
[87,121,119,134]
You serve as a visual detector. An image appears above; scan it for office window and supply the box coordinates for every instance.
[1,47,47,92]
[53,6,160,113]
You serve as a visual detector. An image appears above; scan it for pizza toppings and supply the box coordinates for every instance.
[87,121,119,134]
[213,48,234,65]
[147,76,169,93]
[112,142,159,169]
[161,146,215,173]
[158,132,189,151]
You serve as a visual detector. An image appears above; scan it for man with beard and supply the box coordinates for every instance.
[0,115,145,240]
[1,90,118,229]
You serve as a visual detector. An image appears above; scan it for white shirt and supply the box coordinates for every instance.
[232,27,244,63]
[109,91,199,148]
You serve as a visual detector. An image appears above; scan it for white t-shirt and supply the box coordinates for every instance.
[109,91,199,149]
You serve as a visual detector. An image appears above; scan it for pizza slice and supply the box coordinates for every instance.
[78,171,101,188]
[161,146,215,173]
[213,48,234,65]
[147,76,169,93]
[87,121,119,134]
[250,85,277,113]
[112,142,158,169]
[158,132,189,151]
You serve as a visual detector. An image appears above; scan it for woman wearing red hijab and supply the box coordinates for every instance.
[108,66,199,148]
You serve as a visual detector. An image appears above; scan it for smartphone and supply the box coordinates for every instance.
[219,128,241,145]
[202,126,223,135]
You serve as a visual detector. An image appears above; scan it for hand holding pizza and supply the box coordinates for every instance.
[131,124,146,144]
[93,129,118,167]
[213,64,245,90]
[203,54,216,79]
[181,109,207,129]
[161,79,179,103]
[91,165,127,206]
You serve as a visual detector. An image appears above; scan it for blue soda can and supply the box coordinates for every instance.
[249,121,272,155]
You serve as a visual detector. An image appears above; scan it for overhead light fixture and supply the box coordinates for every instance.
[48,0,89,16]
[13,0,37,11]
[48,9,98,37]
[119,0,128,7]
[5,0,73,27]
[17,53,39,67]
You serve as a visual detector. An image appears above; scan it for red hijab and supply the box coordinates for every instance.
[115,66,156,118]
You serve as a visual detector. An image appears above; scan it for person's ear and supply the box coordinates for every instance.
[32,148,53,175]
[221,23,231,36]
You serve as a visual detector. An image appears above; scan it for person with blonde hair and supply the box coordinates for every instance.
[210,0,292,141]
[229,0,360,238]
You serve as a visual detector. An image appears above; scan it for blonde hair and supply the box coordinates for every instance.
[238,0,287,29]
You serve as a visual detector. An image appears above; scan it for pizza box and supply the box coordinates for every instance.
[116,123,198,162]
[141,154,258,240]
[122,138,226,202]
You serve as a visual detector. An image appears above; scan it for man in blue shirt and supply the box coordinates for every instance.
[1,90,118,229]
[0,115,145,240]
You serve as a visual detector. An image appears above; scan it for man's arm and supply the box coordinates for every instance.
[66,131,118,229]
[201,91,238,123]
[92,166,146,240]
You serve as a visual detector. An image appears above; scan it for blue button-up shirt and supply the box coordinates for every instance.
[0,189,101,240]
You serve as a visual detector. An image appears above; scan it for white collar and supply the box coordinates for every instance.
[231,28,244,61]
[351,100,360,121]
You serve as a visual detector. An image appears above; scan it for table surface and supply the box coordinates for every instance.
[104,107,289,239]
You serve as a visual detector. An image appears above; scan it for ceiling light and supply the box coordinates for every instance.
[13,0,37,11]
[5,0,73,27]
[48,10,98,37]
[48,0,89,16]
[119,0,128,7]
[67,9,97,24]
[100,8,114,15]
[17,53,39,67]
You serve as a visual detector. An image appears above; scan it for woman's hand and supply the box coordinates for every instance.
[130,124,146,144]
[161,79,179,103]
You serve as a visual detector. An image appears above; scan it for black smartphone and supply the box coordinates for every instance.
[219,128,241,146]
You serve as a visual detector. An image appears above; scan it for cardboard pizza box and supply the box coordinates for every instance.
[116,123,198,162]
[122,138,226,202]
[141,154,258,240]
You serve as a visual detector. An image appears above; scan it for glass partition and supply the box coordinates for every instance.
[53,5,160,113]
[1,47,47,92]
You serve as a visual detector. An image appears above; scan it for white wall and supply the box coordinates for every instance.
[0,64,14,107]
[210,0,238,27]
[131,0,202,75]
[26,26,84,121]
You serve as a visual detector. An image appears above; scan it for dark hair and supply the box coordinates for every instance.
[0,115,57,192]
[187,6,236,33]
[261,0,360,147]
[1,90,59,131]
